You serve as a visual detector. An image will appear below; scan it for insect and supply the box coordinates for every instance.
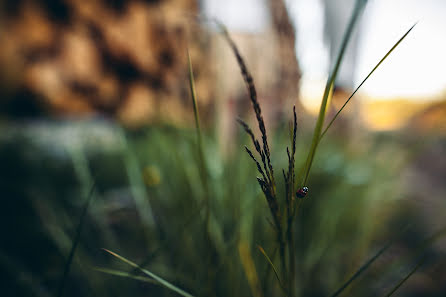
[295,186,309,199]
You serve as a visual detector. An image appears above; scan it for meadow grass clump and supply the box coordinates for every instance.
[216,1,420,296]
[46,2,446,297]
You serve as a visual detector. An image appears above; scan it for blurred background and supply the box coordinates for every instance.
[1,0,445,296]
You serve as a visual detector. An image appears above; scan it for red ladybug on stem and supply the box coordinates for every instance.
[295,186,309,199]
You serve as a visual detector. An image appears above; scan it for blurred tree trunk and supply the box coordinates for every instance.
[267,0,302,107]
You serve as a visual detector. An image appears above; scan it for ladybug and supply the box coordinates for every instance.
[295,186,309,199]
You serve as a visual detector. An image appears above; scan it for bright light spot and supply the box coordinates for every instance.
[356,0,446,99]
[202,0,269,33]
[300,78,327,114]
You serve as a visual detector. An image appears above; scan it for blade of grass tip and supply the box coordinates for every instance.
[93,267,158,285]
[329,224,411,297]
[103,249,195,297]
[320,23,417,140]
[382,257,425,297]
[257,245,287,296]
[301,0,367,186]
[57,182,96,297]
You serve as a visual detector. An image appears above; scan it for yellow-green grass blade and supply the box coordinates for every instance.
[93,267,158,285]
[57,182,96,297]
[187,48,210,226]
[382,257,425,297]
[320,23,417,140]
[187,48,203,145]
[257,245,287,296]
[238,241,264,297]
[301,0,367,186]
[103,249,195,297]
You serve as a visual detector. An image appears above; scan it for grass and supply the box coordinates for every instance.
[98,9,425,295]
[218,1,418,296]
[2,2,445,297]
[3,114,444,297]
[56,181,96,297]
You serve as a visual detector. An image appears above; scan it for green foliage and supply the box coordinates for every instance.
[2,2,443,297]
[2,121,444,297]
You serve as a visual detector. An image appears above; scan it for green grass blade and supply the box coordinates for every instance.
[329,240,392,297]
[382,257,425,297]
[320,23,417,139]
[301,0,367,186]
[370,226,446,285]
[187,48,210,223]
[93,267,158,285]
[57,182,96,297]
[238,241,264,297]
[103,249,195,297]
[329,224,411,297]
[257,245,287,295]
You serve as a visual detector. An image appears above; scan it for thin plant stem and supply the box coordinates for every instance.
[57,182,95,297]
[382,257,425,297]
[320,23,417,140]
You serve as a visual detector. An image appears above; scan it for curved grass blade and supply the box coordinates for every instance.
[238,241,264,297]
[93,267,158,285]
[57,182,96,297]
[329,241,392,297]
[368,226,446,286]
[320,23,417,140]
[103,249,195,297]
[187,48,203,145]
[382,257,425,297]
[329,224,411,297]
[257,245,287,296]
[301,0,367,186]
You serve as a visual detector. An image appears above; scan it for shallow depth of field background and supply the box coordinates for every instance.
[1,0,445,296]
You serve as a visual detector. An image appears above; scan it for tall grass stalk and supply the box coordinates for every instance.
[187,47,218,295]
[92,4,425,296]
[187,48,211,231]
[300,0,367,187]
[219,0,422,295]
[219,1,367,294]
[320,23,417,140]
[218,22,288,292]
